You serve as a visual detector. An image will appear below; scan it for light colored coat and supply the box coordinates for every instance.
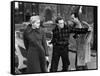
[76,27,93,66]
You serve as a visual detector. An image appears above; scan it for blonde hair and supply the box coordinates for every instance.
[30,15,40,24]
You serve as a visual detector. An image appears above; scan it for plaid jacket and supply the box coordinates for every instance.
[51,24,89,46]
[51,25,70,45]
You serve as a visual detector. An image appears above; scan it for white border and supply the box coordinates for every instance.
[0,0,99,76]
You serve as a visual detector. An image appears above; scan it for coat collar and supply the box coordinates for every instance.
[26,24,40,33]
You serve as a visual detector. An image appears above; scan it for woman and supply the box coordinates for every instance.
[70,13,93,70]
[74,19,93,70]
[23,16,49,73]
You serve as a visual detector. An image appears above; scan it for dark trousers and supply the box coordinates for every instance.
[50,45,70,72]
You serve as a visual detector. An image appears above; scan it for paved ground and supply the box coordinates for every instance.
[48,47,97,71]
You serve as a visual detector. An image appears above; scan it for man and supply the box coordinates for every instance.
[50,17,71,72]
[50,16,89,72]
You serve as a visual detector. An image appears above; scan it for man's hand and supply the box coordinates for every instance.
[71,17,82,28]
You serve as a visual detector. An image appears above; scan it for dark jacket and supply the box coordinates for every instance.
[51,24,89,45]
[23,24,48,73]
[51,24,70,46]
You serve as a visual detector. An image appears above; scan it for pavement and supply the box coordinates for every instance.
[48,46,97,71]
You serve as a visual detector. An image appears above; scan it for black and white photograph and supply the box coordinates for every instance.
[11,1,97,75]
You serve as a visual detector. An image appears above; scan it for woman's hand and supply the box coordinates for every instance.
[82,21,93,31]
[45,56,49,61]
